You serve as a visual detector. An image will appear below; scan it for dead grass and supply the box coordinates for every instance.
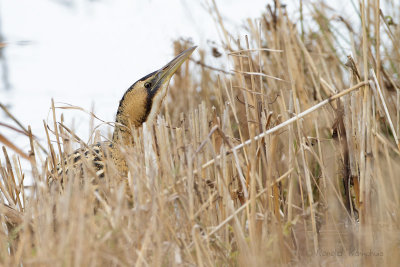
[1,1,400,266]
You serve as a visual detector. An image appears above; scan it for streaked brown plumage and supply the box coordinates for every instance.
[49,46,196,186]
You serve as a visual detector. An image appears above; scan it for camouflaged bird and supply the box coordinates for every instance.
[49,46,197,187]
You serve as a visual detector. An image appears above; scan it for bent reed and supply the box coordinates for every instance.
[1,1,400,266]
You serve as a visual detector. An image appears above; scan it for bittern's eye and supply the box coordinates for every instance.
[144,82,151,89]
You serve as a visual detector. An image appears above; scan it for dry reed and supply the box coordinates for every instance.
[1,1,400,266]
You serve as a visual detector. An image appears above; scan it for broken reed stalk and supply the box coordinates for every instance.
[1,1,400,265]
[194,81,369,174]
[371,70,399,150]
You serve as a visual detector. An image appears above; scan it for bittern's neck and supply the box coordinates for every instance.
[110,121,132,176]
[112,87,150,145]
[112,123,133,146]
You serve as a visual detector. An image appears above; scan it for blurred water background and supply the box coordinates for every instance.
[0,0,357,175]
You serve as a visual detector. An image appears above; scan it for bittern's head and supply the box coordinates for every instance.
[114,46,196,135]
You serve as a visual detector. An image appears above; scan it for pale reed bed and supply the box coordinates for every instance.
[1,1,400,266]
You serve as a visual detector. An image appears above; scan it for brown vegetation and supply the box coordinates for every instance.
[1,1,400,266]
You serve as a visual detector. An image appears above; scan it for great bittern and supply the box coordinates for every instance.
[49,46,197,185]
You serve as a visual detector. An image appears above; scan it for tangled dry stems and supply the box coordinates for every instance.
[1,1,400,266]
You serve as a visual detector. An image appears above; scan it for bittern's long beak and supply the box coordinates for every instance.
[152,46,197,90]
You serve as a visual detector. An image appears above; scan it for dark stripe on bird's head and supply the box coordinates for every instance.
[138,70,157,82]
[114,46,196,130]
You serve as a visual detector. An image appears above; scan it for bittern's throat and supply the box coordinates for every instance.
[113,46,197,144]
